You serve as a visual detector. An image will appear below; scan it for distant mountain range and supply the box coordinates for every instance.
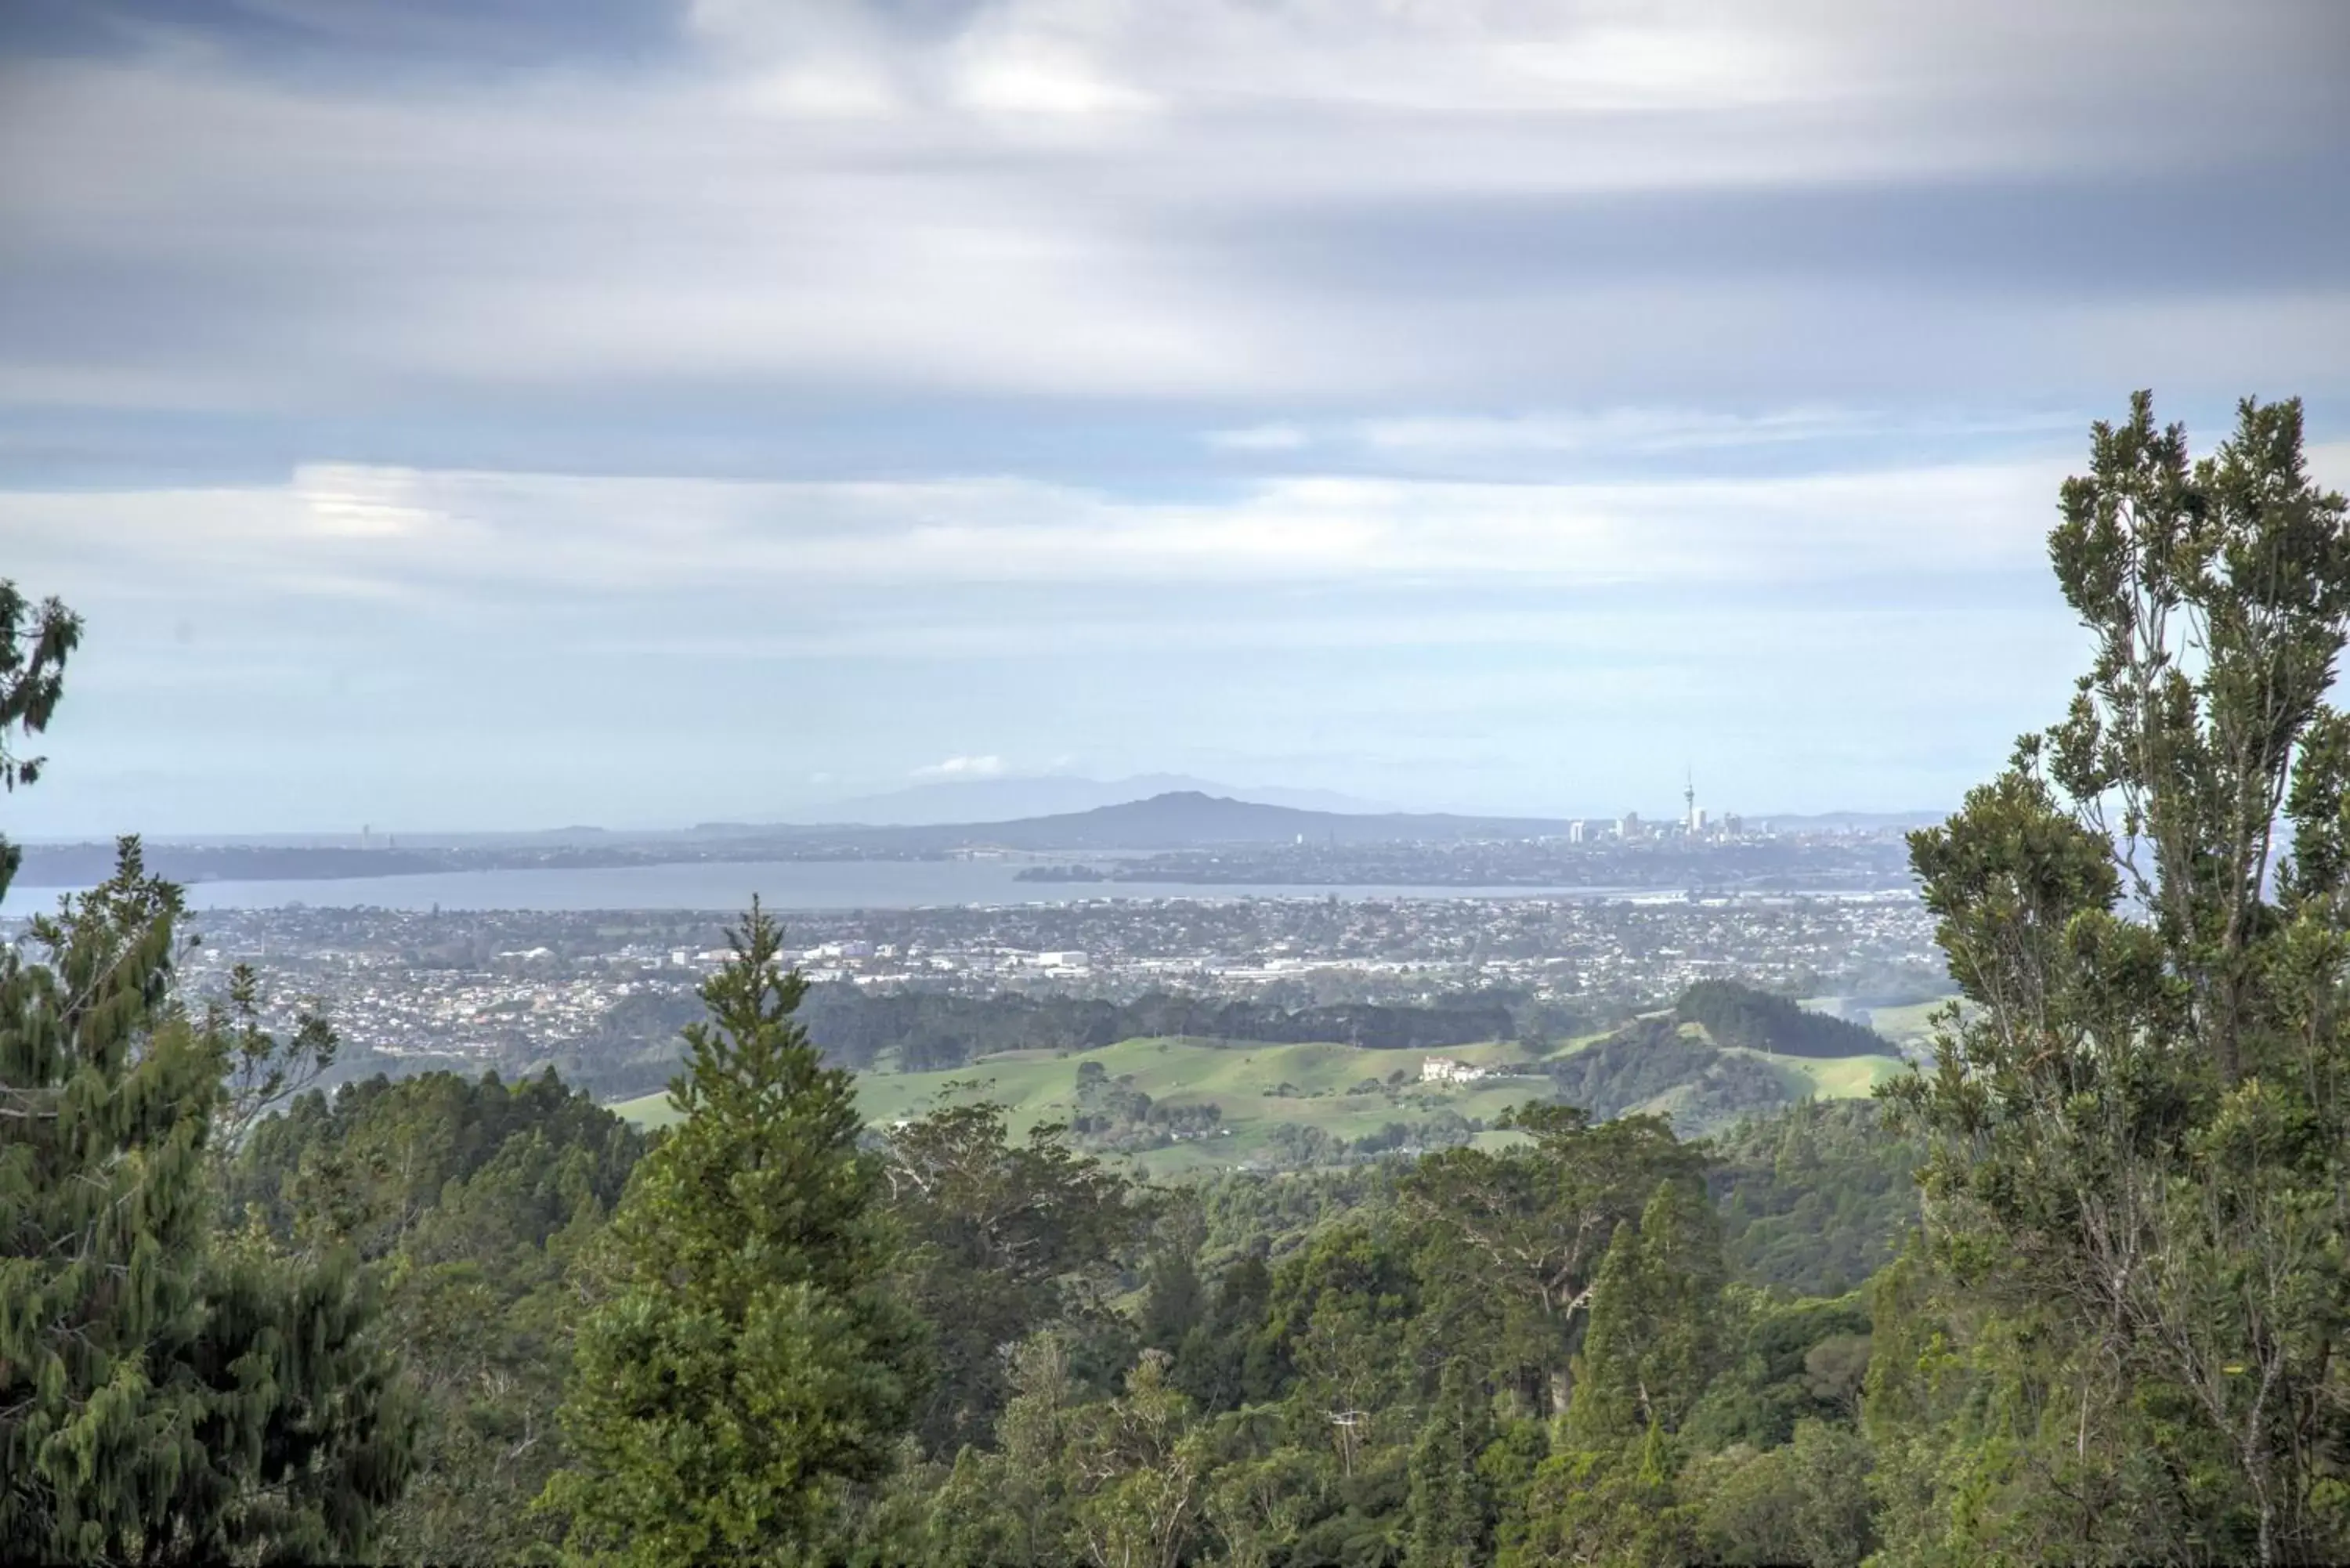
[8,792,1950,888]
[848,792,1580,851]
[777,774,1397,826]
[837,795,1946,851]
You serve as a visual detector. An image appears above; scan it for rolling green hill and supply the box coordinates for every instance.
[611,1024,1909,1178]
[1853,998,1956,1053]
[1763,1050,1911,1098]
[615,1035,1553,1177]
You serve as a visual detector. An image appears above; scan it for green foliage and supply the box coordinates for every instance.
[1683,1291,1872,1456]
[878,1100,1148,1454]
[1405,1104,1709,1418]
[1166,1254,1274,1415]
[1545,1015,1796,1132]
[232,1066,642,1255]
[1255,1222,1422,1438]
[1062,1350,1209,1568]
[0,580,79,894]
[231,1068,648,1563]
[1708,1098,1923,1298]
[1882,392,2350,1565]
[1564,1180,1726,1447]
[1191,1165,1402,1273]
[1,843,414,1563]
[540,902,926,1566]
[1501,1427,1694,1568]
[1678,979,1893,1058]
[1405,1362,1496,1567]
[790,986,1527,1077]
[1687,1419,1875,1568]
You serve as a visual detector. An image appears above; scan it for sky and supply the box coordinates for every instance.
[2,0,2348,836]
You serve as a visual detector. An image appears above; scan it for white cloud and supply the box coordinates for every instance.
[913,754,1007,779]
[682,0,2325,139]
[0,452,2067,605]
[1,1,2339,414]
[1348,406,2090,457]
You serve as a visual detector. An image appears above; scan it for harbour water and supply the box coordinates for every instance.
[0,858,1730,915]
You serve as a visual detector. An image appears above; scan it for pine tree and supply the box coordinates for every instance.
[1,594,414,1563]
[1499,1179,1723,1567]
[0,580,78,894]
[1405,1360,1495,1568]
[541,901,926,1566]
[1566,1179,1726,1447]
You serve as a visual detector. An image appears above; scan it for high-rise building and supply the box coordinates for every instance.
[1567,819,1586,844]
[1619,811,1642,840]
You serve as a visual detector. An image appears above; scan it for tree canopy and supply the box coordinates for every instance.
[1,583,413,1565]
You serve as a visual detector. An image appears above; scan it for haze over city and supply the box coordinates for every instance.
[5,0,2346,836]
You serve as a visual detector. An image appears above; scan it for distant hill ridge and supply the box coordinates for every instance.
[789,772,1396,826]
[908,791,1583,851]
[10,792,1946,887]
[1676,979,1892,1058]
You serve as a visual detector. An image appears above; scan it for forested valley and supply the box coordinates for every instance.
[10,392,2350,1566]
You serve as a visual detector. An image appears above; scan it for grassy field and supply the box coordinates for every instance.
[615,1035,1553,1174]
[1857,999,1957,1053]
[610,1025,1905,1178]
[1755,1050,1912,1098]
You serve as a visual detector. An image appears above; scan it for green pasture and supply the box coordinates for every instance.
[1754,1050,1911,1099]
[613,1035,1553,1169]
[609,1024,1904,1177]
[1860,999,1958,1052]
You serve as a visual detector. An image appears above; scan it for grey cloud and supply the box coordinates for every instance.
[2,0,2344,831]
[2,0,2345,430]
[0,0,693,70]
[1248,164,2350,302]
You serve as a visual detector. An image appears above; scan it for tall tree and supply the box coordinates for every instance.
[1564,1178,1726,1448]
[1885,392,2350,1564]
[542,901,926,1566]
[0,581,78,894]
[2,583,413,1562]
[1499,1179,1725,1568]
[1403,1104,1707,1418]
[877,1100,1146,1456]
[233,1068,649,1564]
[1405,1360,1497,1568]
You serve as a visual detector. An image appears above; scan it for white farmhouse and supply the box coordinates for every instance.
[1420,1056,1488,1086]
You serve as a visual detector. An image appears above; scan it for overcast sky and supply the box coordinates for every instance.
[3,0,2347,834]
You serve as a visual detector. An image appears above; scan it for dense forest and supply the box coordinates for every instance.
[1673,984,1888,1060]
[9,394,2350,1565]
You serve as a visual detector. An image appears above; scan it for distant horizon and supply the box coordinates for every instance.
[6,0,2344,845]
[8,775,1956,847]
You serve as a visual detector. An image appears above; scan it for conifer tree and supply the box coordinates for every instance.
[1565,1179,1726,1447]
[542,901,925,1566]
[0,580,78,894]
[1500,1178,1723,1567]
[1405,1360,1496,1568]
[1,581,412,1563]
